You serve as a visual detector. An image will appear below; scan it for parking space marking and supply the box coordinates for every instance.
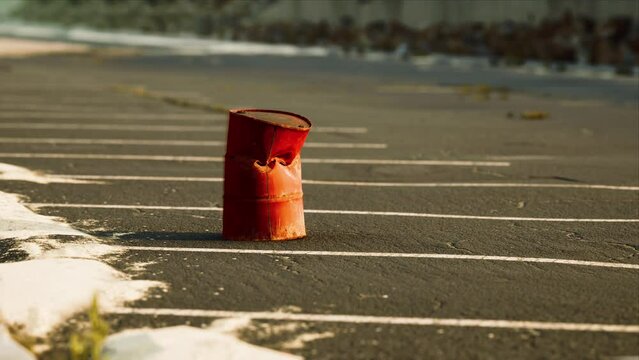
[0,122,224,132]
[13,174,637,191]
[0,138,387,149]
[0,105,184,112]
[302,158,509,166]
[26,203,639,222]
[119,246,639,269]
[312,126,367,133]
[305,209,639,222]
[54,175,225,181]
[485,155,557,161]
[0,122,366,133]
[0,97,144,105]
[303,142,387,149]
[108,308,639,333]
[0,112,221,120]
[302,180,639,190]
[0,154,510,166]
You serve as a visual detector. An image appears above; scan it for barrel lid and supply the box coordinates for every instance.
[235,109,311,130]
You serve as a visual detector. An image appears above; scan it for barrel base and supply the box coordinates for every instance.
[222,197,306,241]
[222,233,306,242]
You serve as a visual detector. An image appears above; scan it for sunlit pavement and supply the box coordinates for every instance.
[0,52,638,359]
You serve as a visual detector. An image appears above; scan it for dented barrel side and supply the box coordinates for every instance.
[223,109,312,241]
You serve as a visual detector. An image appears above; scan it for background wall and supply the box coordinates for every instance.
[255,0,638,27]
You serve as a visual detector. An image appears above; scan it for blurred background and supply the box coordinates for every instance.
[0,3,638,359]
[1,0,638,75]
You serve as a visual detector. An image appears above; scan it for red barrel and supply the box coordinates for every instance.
[223,109,312,241]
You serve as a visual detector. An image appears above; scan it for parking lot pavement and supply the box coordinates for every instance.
[0,54,637,359]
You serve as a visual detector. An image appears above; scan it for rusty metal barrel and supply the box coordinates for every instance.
[223,109,312,241]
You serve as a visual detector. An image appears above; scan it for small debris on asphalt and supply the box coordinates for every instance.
[520,111,550,120]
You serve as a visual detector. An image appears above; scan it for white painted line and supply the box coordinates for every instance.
[0,85,99,91]
[0,104,175,112]
[0,122,365,134]
[302,158,508,166]
[0,122,223,132]
[46,175,639,191]
[56,175,225,182]
[0,138,226,146]
[0,138,387,149]
[0,154,509,167]
[0,112,220,121]
[26,203,639,223]
[304,209,639,222]
[303,142,387,149]
[108,308,639,333]
[0,153,225,162]
[312,126,367,134]
[29,204,221,211]
[120,246,639,270]
[302,180,639,191]
[0,96,140,105]
[486,155,557,161]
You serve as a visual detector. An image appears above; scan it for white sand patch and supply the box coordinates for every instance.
[103,317,332,359]
[0,325,35,360]
[127,261,157,273]
[0,259,163,337]
[0,190,164,339]
[0,163,97,184]
[18,241,124,260]
[103,323,301,360]
[13,242,44,258]
[256,322,302,337]
[280,332,334,350]
[273,306,303,314]
[247,320,333,351]
[0,191,89,240]
[209,317,254,333]
[0,37,88,58]
[74,219,103,228]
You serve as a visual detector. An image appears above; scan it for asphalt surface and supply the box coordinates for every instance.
[0,53,638,359]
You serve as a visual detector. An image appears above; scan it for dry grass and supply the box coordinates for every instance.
[113,84,228,113]
[456,84,511,101]
[520,111,550,120]
[68,295,110,360]
[2,320,37,353]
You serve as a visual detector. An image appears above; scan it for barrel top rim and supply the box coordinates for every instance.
[231,109,312,131]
